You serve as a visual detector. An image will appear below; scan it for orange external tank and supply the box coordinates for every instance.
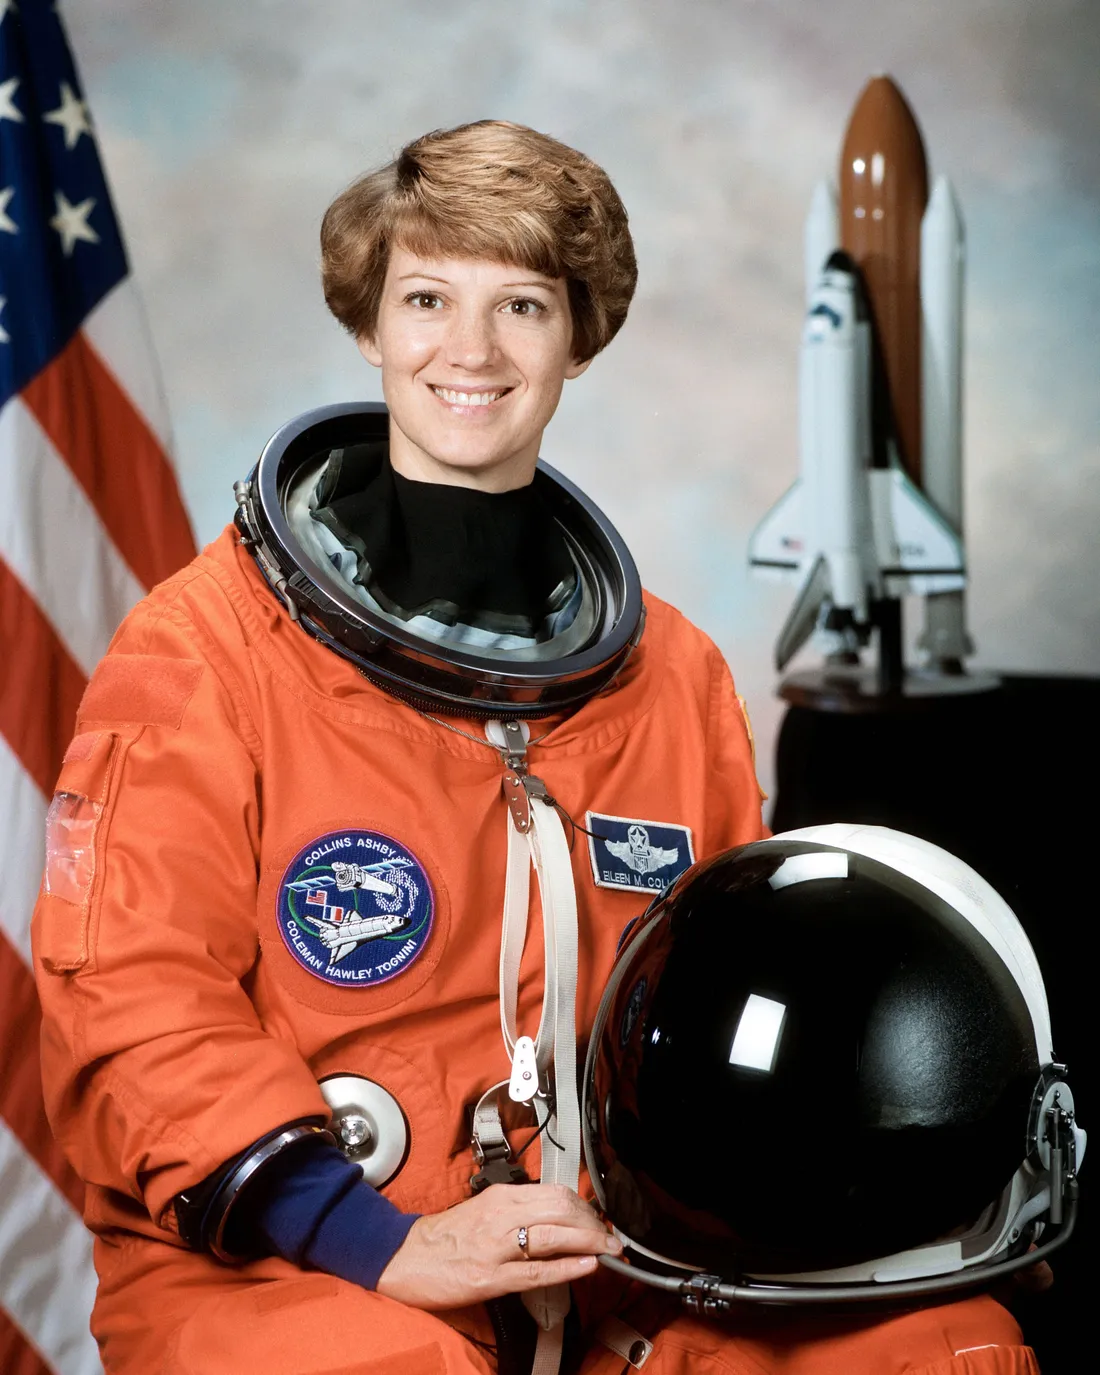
[839,75,929,485]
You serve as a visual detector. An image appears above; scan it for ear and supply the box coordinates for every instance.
[565,355,593,380]
[357,334,383,368]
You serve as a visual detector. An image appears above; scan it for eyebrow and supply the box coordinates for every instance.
[396,273,557,290]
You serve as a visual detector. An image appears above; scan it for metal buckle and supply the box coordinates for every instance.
[470,1135,529,1192]
[681,1274,731,1316]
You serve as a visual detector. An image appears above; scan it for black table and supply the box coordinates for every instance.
[771,674,1096,1374]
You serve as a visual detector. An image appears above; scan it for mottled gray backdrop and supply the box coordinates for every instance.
[65,0,1100,802]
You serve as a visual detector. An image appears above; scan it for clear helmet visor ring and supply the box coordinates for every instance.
[234,403,645,719]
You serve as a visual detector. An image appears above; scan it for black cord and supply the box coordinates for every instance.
[512,1112,552,1162]
[512,1108,566,1161]
[548,798,611,854]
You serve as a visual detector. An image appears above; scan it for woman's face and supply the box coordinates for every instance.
[359,247,590,491]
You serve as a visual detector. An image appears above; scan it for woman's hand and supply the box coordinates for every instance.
[376,1183,622,1310]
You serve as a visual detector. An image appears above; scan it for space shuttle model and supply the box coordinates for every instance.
[750,77,973,689]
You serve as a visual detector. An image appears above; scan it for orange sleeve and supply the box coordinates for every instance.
[32,580,328,1230]
[699,645,770,856]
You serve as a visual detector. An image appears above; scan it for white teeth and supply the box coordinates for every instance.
[432,386,505,406]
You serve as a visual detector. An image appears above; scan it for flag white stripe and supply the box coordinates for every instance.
[0,398,145,678]
[81,278,174,453]
[0,735,47,966]
[0,1121,100,1375]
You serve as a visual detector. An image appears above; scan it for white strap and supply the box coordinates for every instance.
[530,1317,565,1375]
[487,721,583,1373]
[527,795,581,1193]
[500,808,553,1073]
[594,1317,653,1368]
[518,797,579,1344]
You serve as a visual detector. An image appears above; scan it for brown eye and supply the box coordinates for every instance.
[406,292,443,309]
[508,298,543,317]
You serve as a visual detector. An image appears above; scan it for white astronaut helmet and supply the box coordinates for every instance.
[583,824,1084,1310]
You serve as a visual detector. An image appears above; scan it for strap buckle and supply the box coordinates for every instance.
[470,1130,530,1192]
[470,1084,532,1193]
[470,1152,530,1193]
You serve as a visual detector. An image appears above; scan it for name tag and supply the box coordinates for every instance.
[585,812,695,894]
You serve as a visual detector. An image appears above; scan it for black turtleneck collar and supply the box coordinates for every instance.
[310,442,576,637]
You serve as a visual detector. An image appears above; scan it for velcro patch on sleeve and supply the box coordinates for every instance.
[79,655,204,729]
[62,731,97,763]
[55,730,117,804]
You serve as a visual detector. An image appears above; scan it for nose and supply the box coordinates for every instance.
[443,303,499,372]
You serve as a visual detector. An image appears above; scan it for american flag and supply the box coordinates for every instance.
[0,4,195,1372]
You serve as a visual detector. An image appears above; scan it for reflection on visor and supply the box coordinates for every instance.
[768,851,849,890]
[729,993,787,1073]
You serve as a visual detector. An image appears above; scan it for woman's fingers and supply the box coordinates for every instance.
[486,1184,621,1263]
[504,1254,603,1291]
[376,1184,620,1310]
[486,1182,608,1236]
[512,1222,621,1260]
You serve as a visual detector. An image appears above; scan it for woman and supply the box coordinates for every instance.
[34,121,1033,1374]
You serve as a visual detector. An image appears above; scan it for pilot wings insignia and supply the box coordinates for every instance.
[605,824,680,875]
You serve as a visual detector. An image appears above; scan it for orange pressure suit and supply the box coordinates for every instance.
[33,527,1037,1374]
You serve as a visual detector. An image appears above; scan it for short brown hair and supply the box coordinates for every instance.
[320,121,637,362]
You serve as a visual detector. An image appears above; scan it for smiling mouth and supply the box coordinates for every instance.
[430,385,513,407]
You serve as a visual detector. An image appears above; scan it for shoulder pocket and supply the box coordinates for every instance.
[38,730,129,973]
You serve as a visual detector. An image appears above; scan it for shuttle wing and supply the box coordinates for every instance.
[871,469,965,595]
[748,481,805,582]
[775,553,831,671]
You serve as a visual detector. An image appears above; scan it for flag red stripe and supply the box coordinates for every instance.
[0,930,85,1214]
[21,331,196,592]
[0,558,87,798]
[0,1301,54,1375]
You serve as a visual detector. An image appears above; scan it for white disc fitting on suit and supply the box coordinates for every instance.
[319,1074,409,1187]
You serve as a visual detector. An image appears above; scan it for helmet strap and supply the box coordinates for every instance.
[468,718,582,1375]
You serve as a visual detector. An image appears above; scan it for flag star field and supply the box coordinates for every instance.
[0,0,126,406]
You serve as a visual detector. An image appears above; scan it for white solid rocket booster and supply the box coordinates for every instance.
[804,180,839,307]
[920,175,973,664]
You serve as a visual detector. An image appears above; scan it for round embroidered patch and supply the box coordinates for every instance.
[277,829,434,986]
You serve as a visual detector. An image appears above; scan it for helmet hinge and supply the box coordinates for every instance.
[233,479,259,548]
[1044,1091,1078,1226]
